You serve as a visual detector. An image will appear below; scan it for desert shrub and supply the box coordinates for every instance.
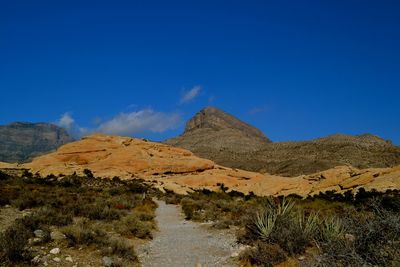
[136,210,155,221]
[82,202,123,221]
[0,170,11,180]
[0,221,32,263]
[127,180,148,194]
[83,168,94,178]
[116,214,153,239]
[108,186,125,196]
[239,242,287,267]
[181,197,204,220]
[31,206,74,226]
[11,190,44,210]
[58,175,82,187]
[62,219,107,247]
[165,194,182,204]
[315,239,365,267]
[351,210,400,265]
[212,219,234,229]
[107,194,141,210]
[103,238,137,262]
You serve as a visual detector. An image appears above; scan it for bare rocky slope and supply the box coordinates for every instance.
[13,134,400,197]
[166,107,400,176]
[166,106,271,153]
[0,122,73,163]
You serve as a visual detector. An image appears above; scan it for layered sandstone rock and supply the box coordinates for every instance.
[20,134,400,197]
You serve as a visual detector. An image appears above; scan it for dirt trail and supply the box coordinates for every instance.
[138,200,238,267]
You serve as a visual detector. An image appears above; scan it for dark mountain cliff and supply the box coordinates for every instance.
[0,122,73,163]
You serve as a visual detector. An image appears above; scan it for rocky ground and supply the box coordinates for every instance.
[138,200,240,267]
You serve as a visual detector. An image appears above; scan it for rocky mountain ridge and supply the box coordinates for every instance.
[166,107,400,176]
[0,122,73,163]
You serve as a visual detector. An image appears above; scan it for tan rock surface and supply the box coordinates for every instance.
[24,134,215,178]
[20,134,400,197]
[0,162,18,168]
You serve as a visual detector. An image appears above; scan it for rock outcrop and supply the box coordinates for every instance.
[166,107,400,176]
[0,122,73,163]
[20,134,400,197]
[166,106,271,153]
[25,134,215,178]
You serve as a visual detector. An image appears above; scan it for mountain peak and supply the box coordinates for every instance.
[184,106,271,142]
[166,106,271,155]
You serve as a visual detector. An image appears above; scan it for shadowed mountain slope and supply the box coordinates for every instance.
[0,122,73,163]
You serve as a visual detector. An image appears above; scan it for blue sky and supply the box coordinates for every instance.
[1,1,399,144]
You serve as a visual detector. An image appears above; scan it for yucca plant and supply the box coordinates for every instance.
[319,216,345,242]
[263,197,295,216]
[254,210,277,241]
[253,197,296,241]
[298,211,319,239]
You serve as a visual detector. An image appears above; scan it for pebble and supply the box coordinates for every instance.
[34,229,45,238]
[102,256,113,267]
[32,255,41,264]
[50,248,60,254]
[51,230,66,241]
[66,256,73,262]
[53,257,61,262]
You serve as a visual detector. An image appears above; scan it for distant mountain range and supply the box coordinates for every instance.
[0,122,73,163]
[1,108,399,177]
[166,106,400,176]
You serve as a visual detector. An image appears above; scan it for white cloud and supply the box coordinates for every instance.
[97,109,181,136]
[56,108,181,138]
[57,113,75,130]
[180,85,201,104]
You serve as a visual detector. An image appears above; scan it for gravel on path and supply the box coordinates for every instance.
[138,200,238,267]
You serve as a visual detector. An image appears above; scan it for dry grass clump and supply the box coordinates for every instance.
[62,218,107,246]
[115,214,154,239]
[103,238,137,262]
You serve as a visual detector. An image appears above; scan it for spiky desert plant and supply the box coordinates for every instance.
[298,211,320,239]
[319,216,345,242]
[263,197,295,217]
[254,210,277,241]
